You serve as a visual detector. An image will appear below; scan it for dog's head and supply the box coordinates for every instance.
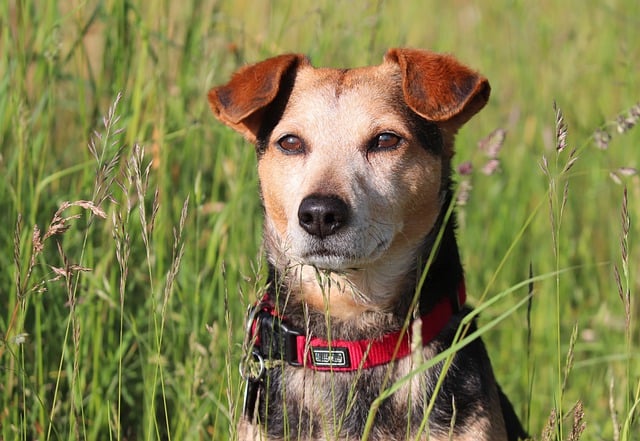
[209,49,489,294]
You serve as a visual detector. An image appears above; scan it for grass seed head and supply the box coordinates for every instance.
[554,101,568,152]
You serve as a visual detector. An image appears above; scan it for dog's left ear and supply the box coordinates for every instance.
[385,48,490,127]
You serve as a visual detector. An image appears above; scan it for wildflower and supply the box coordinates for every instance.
[456,179,472,206]
[478,128,506,159]
[475,128,506,176]
[457,161,473,176]
[482,159,500,176]
[617,167,638,177]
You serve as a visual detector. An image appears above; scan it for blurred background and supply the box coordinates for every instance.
[1,1,638,439]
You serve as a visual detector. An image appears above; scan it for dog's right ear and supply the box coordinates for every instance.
[208,54,309,143]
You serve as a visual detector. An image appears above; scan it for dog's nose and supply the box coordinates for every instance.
[298,195,349,238]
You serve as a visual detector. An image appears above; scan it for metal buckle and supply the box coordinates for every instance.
[239,299,305,419]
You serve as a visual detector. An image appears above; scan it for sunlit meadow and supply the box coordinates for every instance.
[1,1,638,439]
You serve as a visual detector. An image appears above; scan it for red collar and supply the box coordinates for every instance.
[245,282,466,373]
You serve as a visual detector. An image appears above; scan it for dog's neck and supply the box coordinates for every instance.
[264,191,464,341]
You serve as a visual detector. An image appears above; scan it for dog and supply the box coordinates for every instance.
[208,48,527,441]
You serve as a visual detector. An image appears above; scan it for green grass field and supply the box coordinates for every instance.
[1,0,638,439]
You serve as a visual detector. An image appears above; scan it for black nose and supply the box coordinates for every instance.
[298,195,350,238]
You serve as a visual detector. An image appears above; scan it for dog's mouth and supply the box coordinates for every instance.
[301,249,356,269]
[299,237,390,270]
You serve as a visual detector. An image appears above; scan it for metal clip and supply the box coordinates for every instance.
[240,303,266,420]
[239,350,266,382]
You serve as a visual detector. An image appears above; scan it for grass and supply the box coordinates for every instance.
[0,0,639,439]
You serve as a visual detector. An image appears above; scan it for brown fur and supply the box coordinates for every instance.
[208,48,526,441]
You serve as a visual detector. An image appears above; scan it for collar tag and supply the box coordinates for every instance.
[310,346,351,368]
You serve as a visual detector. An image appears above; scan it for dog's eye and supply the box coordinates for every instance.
[371,132,401,152]
[277,135,304,154]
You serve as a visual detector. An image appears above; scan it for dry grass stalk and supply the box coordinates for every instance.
[89,92,125,208]
[541,408,558,441]
[16,200,106,301]
[562,322,579,394]
[163,196,189,309]
[568,401,586,441]
[129,144,156,254]
[609,376,621,441]
[594,102,640,152]
[613,186,632,339]
[554,101,568,153]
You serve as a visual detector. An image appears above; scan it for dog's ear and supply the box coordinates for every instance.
[385,48,490,127]
[208,54,309,143]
